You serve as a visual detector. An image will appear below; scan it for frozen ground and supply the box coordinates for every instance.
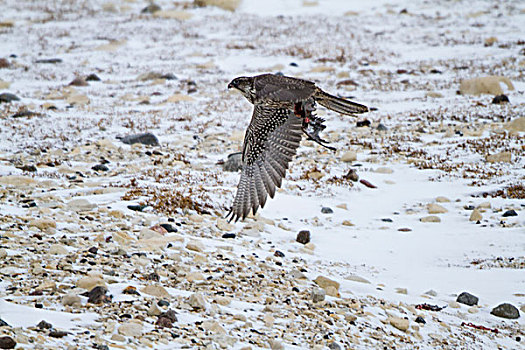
[0,0,524,349]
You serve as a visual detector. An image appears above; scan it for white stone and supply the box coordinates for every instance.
[341,151,357,162]
[427,203,447,214]
[49,244,69,255]
[186,240,205,252]
[118,321,143,337]
[67,198,96,212]
[389,317,409,332]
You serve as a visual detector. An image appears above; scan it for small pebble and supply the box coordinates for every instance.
[296,230,311,244]
[502,209,517,217]
[321,207,333,214]
[492,94,509,104]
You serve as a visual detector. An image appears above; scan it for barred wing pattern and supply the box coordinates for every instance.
[227,104,303,222]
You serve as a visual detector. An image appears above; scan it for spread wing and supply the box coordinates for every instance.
[227,104,303,222]
[254,74,316,102]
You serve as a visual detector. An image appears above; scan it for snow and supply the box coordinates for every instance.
[0,0,524,348]
[0,299,99,329]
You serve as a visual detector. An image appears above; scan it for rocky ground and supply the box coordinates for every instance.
[0,0,524,349]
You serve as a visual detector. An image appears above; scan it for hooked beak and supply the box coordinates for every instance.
[227,82,234,89]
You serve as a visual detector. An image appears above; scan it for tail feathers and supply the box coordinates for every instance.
[315,89,368,116]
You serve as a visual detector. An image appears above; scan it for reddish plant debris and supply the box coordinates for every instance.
[415,303,446,311]
[360,179,377,188]
[398,228,412,232]
[461,322,499,334]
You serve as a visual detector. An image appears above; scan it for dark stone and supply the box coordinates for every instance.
[456,291,479,306]
[49,330,69,338]
[17,164,37,172]
[49,331,69,338]
[120,133,159,146]
[222,233,236,239]
[88,247,98,254]
[343,169,359,182]
[464,205,475,210]
[381,218,393,222]
[296,230,311,245]
[0,58,10,68]
[377,123,388,131]
[491,303,520,319]
[502,209,517,217]
[321,207,333,214]
[122,286,140,295]
[92,164,109,172]
[0,93,20,103]
[415,316,426,324]
[145,272,160,282]
[11,110,37,118]
[35,303,43,308]
[161,310,178,323]
[93,345,109,350]
[155,316,173,328]
[430,69,442,74]
[356,119,371,128]
[35,58,62,64]
[222,152,242,172]
[274,250,285,258]
[127,204,147,212]
[0,319,9,327]
[37,320,53,329]
[160,223,177,233]
[492,94,509,104]
[289,62,298,67]
[86,73,101,81]
[0,336,16,349]
[141,3,161,13]
[328,342,341,350]
[87,286,111,304]
[157,300,170,307]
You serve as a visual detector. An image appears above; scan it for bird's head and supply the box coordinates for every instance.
[228,76,255,101]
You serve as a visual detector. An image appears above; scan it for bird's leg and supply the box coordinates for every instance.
[300,101,336,151]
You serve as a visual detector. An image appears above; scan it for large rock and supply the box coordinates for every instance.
[49,244,68,255]
[459,76,514,95]
[29,218,56,231]
[469,209,483,222]
[427,203,447,214]
[388,316,409,332]
[311,288,326,303]
[341,151,357,162]
[118,321,143,337]
[0,336,16,349]
[296,230,311,244]
[491,303,520,319]
[67,198,96,212]
[141,285,170,298]
[188,292,207,310]
[77,274,106,290]
[120,133,159,146]
[456,292,479,306]
[314,276,340,292]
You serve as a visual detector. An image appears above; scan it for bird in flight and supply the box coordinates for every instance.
[226,73,368,222]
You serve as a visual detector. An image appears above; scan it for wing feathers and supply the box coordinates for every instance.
[228,106,303,222]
